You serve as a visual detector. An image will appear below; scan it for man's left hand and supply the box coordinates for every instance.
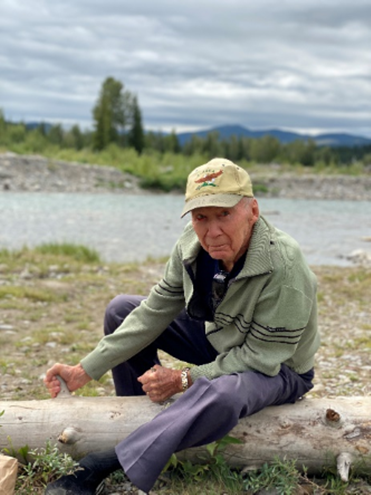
[138,365,185,403]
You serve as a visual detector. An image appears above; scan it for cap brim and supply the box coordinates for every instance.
[180,193,244,218]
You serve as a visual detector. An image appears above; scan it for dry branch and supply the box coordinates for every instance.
[0,392,370,481]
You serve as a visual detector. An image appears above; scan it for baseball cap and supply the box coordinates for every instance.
[181,158,254,217]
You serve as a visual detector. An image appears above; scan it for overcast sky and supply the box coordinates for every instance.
[1,0,370,137]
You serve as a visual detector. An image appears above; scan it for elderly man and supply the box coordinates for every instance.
[44,158,320,495]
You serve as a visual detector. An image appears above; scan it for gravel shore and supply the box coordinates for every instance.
[1,152,371,201]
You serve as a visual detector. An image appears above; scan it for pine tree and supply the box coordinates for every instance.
[128,96,145,154]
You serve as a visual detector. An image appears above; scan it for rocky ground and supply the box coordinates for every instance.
[253,170,371,201]
[0,252,370,493]
[1,261,369,402]
[0,152,144,194]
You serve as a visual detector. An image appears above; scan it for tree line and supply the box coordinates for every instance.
[0,76,370,168]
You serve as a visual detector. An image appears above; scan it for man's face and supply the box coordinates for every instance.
[191,197,259,271]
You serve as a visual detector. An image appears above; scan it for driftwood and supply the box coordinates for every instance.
[0,384,370,482]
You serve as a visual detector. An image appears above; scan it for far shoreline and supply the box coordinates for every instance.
[1,152,371,201]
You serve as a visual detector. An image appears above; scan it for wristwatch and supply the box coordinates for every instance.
[181,367,190,391]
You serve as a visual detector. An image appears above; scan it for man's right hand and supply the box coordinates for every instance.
[44,363,92,398]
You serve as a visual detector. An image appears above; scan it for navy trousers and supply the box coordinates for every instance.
[104,295,314,494]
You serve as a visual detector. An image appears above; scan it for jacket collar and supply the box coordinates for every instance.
[240,216,274,278]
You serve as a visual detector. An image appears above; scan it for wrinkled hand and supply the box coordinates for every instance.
[138,365,185,403]
[44,363,92,398]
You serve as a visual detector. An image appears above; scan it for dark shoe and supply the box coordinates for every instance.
[44,476,104,495]
[45,448,122,494]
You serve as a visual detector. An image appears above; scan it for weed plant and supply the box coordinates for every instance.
[2,442,80,494]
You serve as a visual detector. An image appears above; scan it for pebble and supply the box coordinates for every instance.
[0,324,14,330]
[46,342,58,348]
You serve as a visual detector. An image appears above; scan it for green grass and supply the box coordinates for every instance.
[0,244,100,281]
[34,243,101,263]
[0,285,67,303]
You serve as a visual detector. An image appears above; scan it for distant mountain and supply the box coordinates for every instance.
[22,121,371,148]
[176,124,371,147]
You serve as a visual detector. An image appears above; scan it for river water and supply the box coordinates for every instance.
[1,192,370,266]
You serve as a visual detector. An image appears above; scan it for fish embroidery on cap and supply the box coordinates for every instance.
[194,169,223,190]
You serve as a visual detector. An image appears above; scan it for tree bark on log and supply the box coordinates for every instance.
[0,393,370,482]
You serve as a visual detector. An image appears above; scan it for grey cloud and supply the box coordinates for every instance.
[0,0,370,137]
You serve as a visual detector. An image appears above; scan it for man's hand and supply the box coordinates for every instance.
[138,365,190,403]
[44,363,92,398]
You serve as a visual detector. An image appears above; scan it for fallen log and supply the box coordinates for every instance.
[0,386,370,482]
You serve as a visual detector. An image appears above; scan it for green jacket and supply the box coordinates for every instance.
[81,216,320,383]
